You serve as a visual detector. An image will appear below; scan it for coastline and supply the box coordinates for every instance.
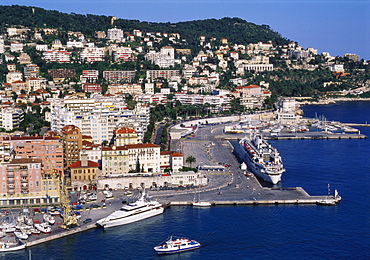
[297,97,370,105]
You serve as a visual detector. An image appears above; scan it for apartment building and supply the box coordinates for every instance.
[24,64,40,78]
[60,125,83,168]
[80,70,99,83]
[43,50,71,62]
[82,83,102,93]
[10,42,23,52]
[48,69,76,79]
[49,96,150,144]
[103,70,136,83]
[107,83,143,95]
[0,158,59,206]
[113,47,136,62]
[6,71,23,84]
[0,107,24,130]
[18,53,31,64]
[159,151,184,172]
[113,127,140,146]
[80,47,105,62]
[101,145,129,177]
[146,70,180,80]
[0,136,64,177]
[125,144,161,173]
[70,153,100,191]
[11,80,27,93]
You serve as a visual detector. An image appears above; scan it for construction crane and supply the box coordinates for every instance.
[59,179,79,229]
[44,157,79,229]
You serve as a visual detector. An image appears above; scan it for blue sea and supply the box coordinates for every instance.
[3,102,370,260]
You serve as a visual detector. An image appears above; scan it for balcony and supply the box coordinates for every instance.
[7,173,14,177]
[7,179,14,184]
[21,178,28,183]
[21,172,28,177]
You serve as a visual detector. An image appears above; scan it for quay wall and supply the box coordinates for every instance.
[26,224,97,247]
[169,196,338,206]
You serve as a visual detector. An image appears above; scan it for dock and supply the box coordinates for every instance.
[4,120,347,249]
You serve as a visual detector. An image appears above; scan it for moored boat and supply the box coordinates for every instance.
[14,231,28,240]
[239,133,285,184]
[96,189,164,228]
[192,201,212,207]
[34,222,52,233]
[43,213,56,225]
[154,236,201,254]
[0,241,26,252]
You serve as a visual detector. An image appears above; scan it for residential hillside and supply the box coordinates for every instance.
[0,5,290,47]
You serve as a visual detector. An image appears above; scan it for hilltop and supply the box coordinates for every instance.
[0,5,290,47]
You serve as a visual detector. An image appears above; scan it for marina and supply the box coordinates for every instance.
[0,109,364,253]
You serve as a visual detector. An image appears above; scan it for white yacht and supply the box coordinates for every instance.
[96,190,164,228]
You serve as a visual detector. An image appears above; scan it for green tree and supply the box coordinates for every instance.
[185,155,196,168]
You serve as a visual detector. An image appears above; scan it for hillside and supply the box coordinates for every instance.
[0,5,290,47]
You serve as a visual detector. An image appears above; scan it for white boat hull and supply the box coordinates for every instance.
[192,202,212,207]
[154,238,201,254]
[245,156,283,184]
[155,244,201,254]
[97,206,164,228]
[240,138,285,185]
[0,242,26,252]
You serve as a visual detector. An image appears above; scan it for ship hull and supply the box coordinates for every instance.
[244,155,282,184]
[240,137,284,185]
[96,206,164,228]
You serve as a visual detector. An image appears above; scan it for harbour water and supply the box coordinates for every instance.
[3,102,370,259]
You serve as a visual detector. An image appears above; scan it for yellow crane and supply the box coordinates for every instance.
[44,157,79,229]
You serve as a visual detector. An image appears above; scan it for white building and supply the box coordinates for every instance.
[43,50,71,62]
[277,98,301,122]
[107,28,124,42]
[48,96,150,144]
[80,47,105,62]
[6,71,23,83]
[80,70,99,83]
[1,107,24,130]
[10,42,23,52]
[96,171,207,190]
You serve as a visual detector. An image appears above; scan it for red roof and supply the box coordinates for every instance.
[102,146,127,151]
[125,144,160,149]
[69,160,99,169]
[236,85,261,89]
[114,127,137,134]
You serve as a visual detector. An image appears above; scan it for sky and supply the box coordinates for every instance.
[3,0,370,60]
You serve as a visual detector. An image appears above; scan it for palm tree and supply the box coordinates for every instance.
[186,155,196,168]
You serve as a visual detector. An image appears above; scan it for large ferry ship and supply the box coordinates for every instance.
[96,190,164,228]
[239,134,285,184]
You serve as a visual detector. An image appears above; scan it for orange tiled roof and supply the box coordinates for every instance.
[114,127,137,134]
[69,160,99,168]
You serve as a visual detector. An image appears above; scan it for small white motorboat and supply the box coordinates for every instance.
[30,227,41,234]
[3,226,16,233]
[154,236,201,254]
[43,213,56,225]
[14,231,28,240]
[0,241,26,252]
[35,223,52,233]
[192,201,212,207]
